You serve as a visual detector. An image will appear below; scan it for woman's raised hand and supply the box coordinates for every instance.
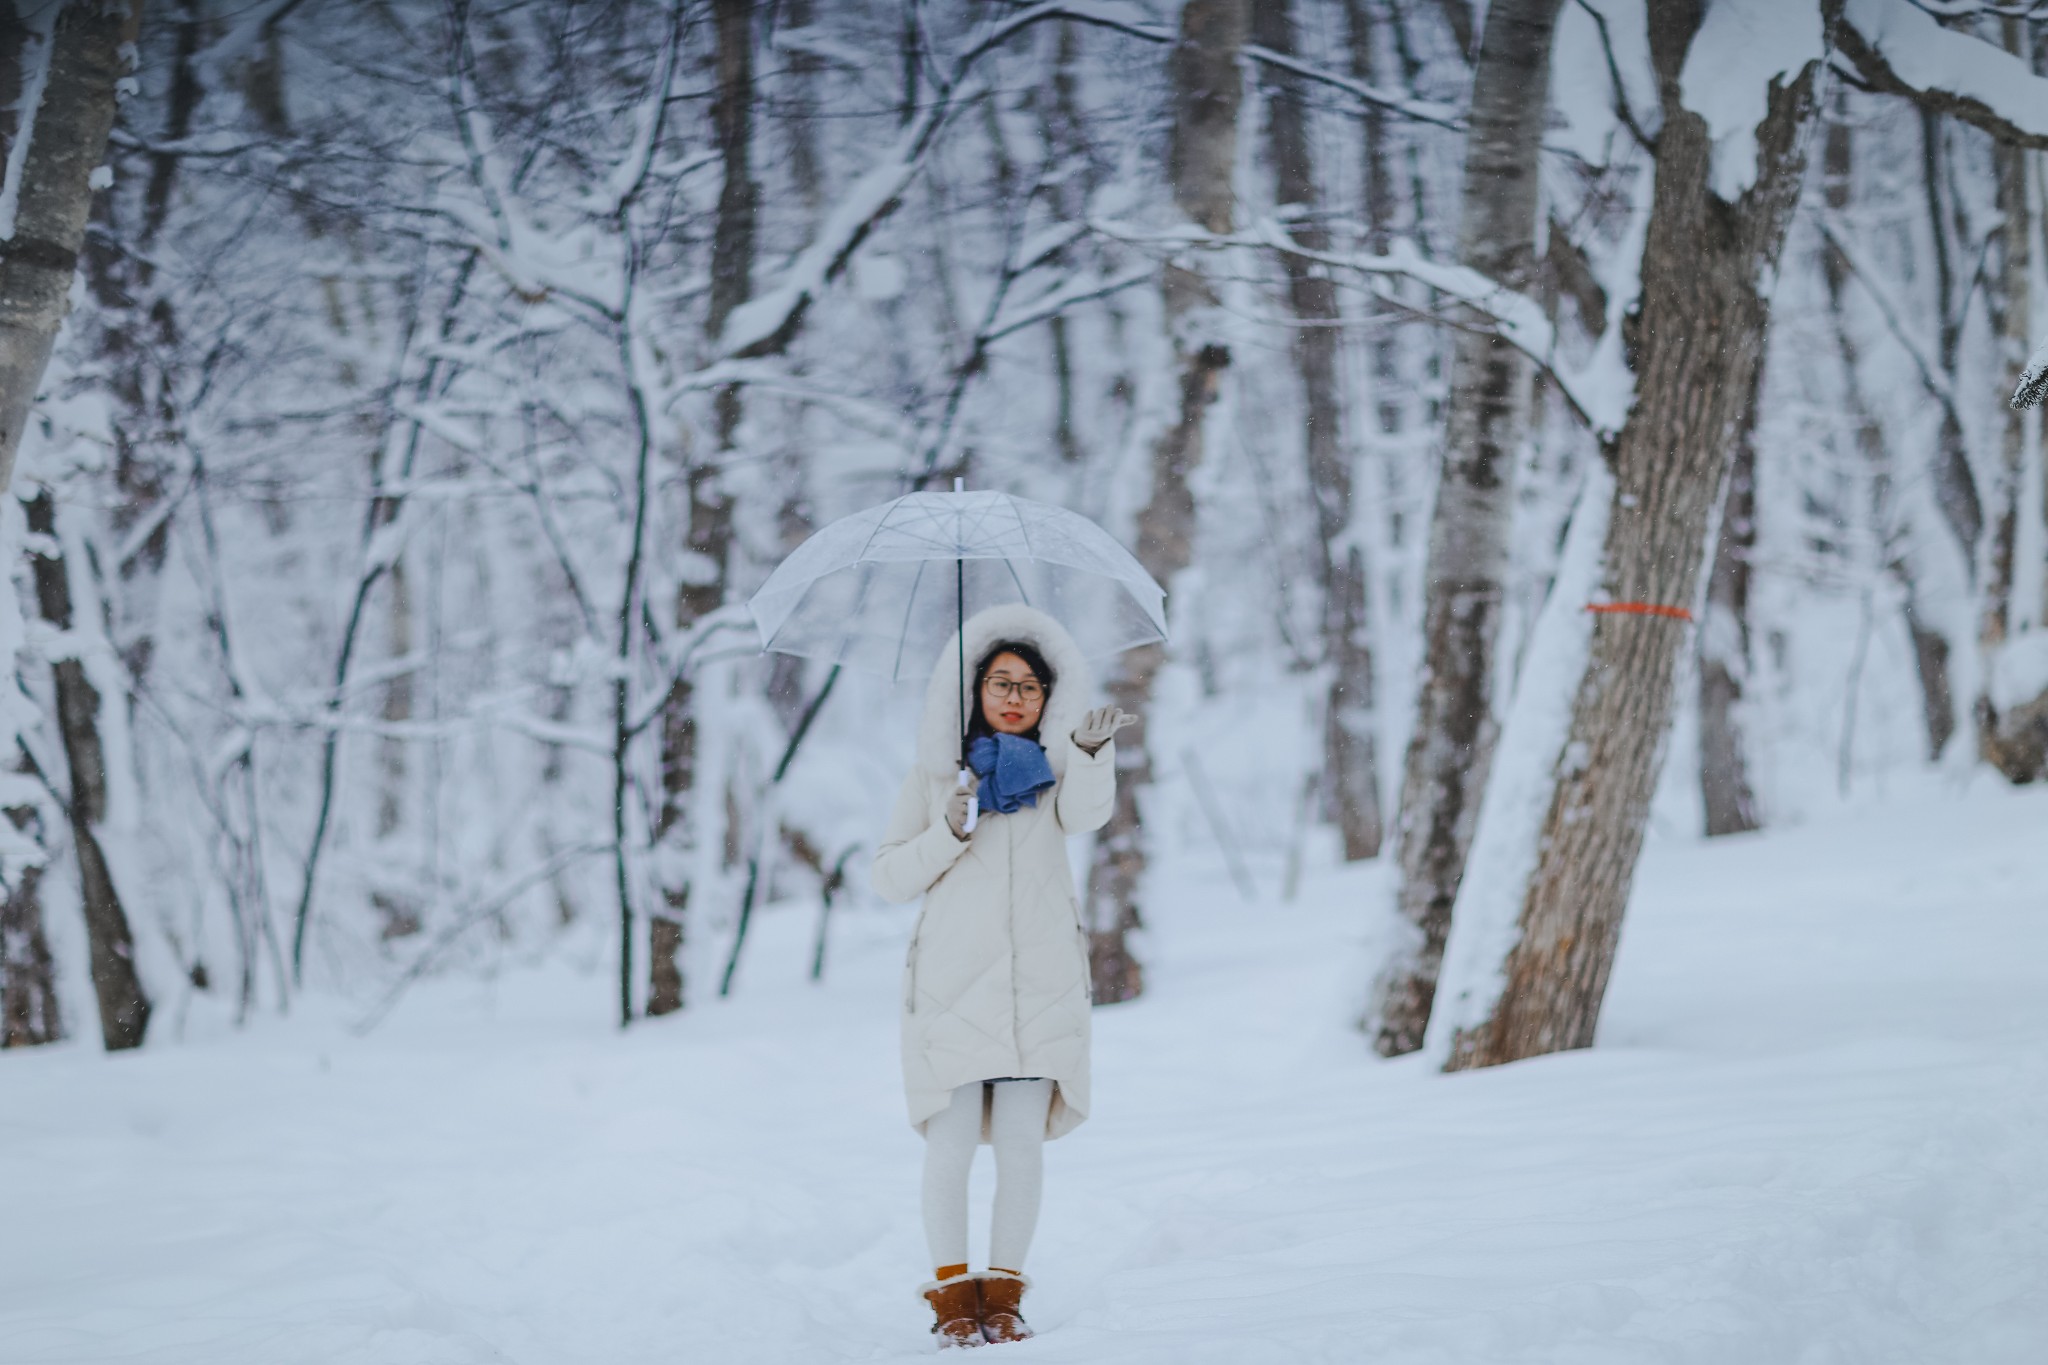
[1072,706,1136,756]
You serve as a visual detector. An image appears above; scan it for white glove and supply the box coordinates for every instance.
[1072,706,1136,756]
[945,771,980,840]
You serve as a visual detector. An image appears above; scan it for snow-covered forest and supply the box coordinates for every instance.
[5,1,2048,1359]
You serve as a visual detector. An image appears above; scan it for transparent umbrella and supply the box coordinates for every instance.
[743,483,1163,880]
[749,486,1168,687]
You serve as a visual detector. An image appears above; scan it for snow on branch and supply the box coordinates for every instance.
[1243,42,1463,131]
[2015,340,2048,410]
[720,94,954,358]
[982,263,1156,344]
[1093,217,1634,434]
[1838,0,2048,151]
[1678,0,1826,200]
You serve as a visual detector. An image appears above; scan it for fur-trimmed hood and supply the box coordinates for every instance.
[913,604,1093,778]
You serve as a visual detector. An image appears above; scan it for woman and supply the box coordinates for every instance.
[872,603,1133,1348]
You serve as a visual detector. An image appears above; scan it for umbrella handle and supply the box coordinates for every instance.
[957,768,979,835]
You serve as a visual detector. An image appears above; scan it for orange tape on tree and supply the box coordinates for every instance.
[1585,602,1694,621]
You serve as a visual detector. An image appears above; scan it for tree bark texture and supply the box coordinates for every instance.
[1444,2,1820,1071]
[1696,364,1761,837]
[706,0,756,345]
[1370,0,1563,1058]
[1257,0,1382,862]
[1085,0,1246,1006]
[1,862,61,1048]
[0,1,139,494]
[25,491,150,1050]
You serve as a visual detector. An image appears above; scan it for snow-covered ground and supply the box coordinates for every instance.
[6,780,2048,1364]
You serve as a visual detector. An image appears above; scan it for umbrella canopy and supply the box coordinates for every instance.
[749,489,1167,682]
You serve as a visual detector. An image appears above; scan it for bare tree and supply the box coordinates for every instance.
[1257,0,1384,864]
[25,491,151,1049]
[0,3,147,1051]
[648,0,751,1018]
[1441,0,1823,1071]
[1084,0,1247,1006]
[1368,0,1564,1058]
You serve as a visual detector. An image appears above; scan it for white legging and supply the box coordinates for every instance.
[921,1079,1053,1272]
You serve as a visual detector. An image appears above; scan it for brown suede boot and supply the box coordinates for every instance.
[976,1271,1033,1344]
[920,1274,984,1349]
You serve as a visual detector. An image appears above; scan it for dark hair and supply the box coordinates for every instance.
[966,639,1057,745]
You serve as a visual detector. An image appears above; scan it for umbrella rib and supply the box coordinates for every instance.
[1003,554,1032,606]
[852,501,897,568]
[834,561,882,667]
[890,557,932,682]
[1013,496,1035,563]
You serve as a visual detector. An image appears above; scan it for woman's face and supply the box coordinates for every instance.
[980,651,1046,736]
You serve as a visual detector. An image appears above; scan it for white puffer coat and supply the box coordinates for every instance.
[871,604,1115,1141]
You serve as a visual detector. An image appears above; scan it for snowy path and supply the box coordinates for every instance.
[6,785,2048,1363]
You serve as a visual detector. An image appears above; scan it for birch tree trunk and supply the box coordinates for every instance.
[25,491,150,1050]
[1442,2,1821,1071]
[1257,0,1382,862]
[1368,0,1563,1058]
[0,1,139,492]
[649,0,750,1016]
[1084,0,1246,1006]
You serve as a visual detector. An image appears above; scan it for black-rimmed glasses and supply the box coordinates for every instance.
[983,677,1044,704]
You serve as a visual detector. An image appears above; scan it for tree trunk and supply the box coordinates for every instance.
[25,491,150,1050]
[1257,0,1383,862]
[1442,2,1820,1071]
[1697,80,1773,837]
[650,0,750,1016]
[1368,0,1563,1058]
[1917,108,1984,584]
[1976,18,2048,783]
[706,0,756,349]
[777,0,823,232]
[1,860,61,1048]
[1818,103,1955,769]
[1084,0,1247,1006]
[0,1,139,493]
[1696,364,1762,836]
[1253,2,1384,863]
[1037,19,1095,467]
[80,1,200,698]
[371,560,419,939]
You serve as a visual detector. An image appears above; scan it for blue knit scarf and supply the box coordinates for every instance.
[966,733,1056,814]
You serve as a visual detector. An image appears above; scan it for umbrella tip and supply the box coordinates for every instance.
[953,476,964,493]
